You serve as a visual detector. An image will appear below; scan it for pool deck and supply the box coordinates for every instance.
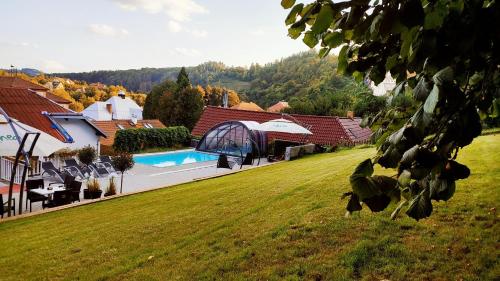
[2,157,270,216]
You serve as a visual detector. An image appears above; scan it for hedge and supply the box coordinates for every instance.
[113,126,192,153]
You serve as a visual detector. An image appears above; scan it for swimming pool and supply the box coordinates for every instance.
[133,150,219,167]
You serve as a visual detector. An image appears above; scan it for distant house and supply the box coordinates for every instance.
[230,102,264,112]
[0,76,72,109]
[0,87,106,152]
[82,91,143,121]
[192,106,372,146]
[43,80,65,91]
[367,73,396,96]
[267,101,289,113]
[93,119,165,147]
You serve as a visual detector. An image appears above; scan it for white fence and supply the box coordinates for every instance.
[0,157,42,185]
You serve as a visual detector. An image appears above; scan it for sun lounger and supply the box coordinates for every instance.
[64,159,88,179]
[98,155,116,172]
[41,161,66,183]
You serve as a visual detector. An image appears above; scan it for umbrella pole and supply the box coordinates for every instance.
[7,134,29,217]
[17,133,40,215]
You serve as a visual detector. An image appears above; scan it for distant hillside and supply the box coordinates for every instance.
[56,51,357,108]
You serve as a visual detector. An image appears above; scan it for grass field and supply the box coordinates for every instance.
[0,134,498,281]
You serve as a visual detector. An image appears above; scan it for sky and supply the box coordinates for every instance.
[0,0,311,73]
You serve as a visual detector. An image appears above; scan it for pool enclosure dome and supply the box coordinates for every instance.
[196,120,267,158]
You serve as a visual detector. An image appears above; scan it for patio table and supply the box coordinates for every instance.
[29,186,66,197]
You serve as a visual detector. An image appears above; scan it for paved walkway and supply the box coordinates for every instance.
[2,158,269,216]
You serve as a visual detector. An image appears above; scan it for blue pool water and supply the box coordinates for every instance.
[133,150,218,167]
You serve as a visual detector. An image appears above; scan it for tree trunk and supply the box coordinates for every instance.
[120,172,124,193]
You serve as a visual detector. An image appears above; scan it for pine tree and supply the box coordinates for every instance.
[176,67,190,90]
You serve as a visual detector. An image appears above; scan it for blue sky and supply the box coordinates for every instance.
[0,0,311,72]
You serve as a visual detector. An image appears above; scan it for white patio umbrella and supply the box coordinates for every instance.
[0,114,67,157]
[260,118,313,135]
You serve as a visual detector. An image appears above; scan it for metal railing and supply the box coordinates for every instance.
[0,157,42,184]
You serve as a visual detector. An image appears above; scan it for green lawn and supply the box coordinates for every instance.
[0,135,498,281]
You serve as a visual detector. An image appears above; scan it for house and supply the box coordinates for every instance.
[43,80,65,91]
[0,87,106,152]
[192,106,372,146]
[230,102,264,112]
[82,91,143,121]
[92,119,165,147]
[0,76,72,109]
[267,101,289,113]
[367,72,396,96]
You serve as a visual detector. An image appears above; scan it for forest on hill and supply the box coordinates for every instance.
[56,51,384,114]
[0,70,146,112]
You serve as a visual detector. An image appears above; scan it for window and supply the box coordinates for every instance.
[116,124,125,130]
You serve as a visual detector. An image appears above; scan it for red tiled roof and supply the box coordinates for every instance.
[46,92,72,104]
[267,101,289,113]
[192,106,372,146]
[0,76,48,91]
[92,119,166,146]
[0,88,69,141]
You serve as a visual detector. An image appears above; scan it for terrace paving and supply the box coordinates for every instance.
[2,157,270,216]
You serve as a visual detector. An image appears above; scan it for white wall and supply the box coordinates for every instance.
[56,119,100,153]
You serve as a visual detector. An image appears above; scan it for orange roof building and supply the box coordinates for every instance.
[267,101,289,113]
[230,102,264,112]
[92,119,165,147]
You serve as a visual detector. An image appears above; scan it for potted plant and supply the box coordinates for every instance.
[77,145,97,166]
[83,178,102,199]
[112,153,135,193]
[104,177,117,197]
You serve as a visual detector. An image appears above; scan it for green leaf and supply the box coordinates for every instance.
[423,84,439,114]
[406,188,433,220]
[443,160,470,180]
[430,177,456,201]
[363,194,391,212]
[285,4,304,25]
[432,66,454,86]
[372,175,400,201]
[311,4,334,34]
[400,145,419,166]
[337,45,349,75]
[346,193,363,212]
[370,14,383,39]
[385,54,399,72]
[288,24,305,39]
[323,32,343,48]
[398,170,412,187]
[281,0,295,9]
[424,2,448,30]
[413,77,431,101]
[351,177,381,201]
[318,47,330,58]
[303,32,319,48]
[351,159,374,178]
[400,27,418,58]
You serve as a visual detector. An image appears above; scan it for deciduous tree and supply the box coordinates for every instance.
[283,0,500,220]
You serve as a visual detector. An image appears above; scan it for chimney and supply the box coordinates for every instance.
[118,90,126,99]
[106,103,112,114]
[347,111,354,119]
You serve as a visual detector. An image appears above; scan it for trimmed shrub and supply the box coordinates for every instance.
[113,126,191,153]
[78,146,97,166]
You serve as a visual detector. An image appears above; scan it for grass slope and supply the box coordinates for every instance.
[0,135,498,281]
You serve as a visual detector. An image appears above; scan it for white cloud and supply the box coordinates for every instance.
[88,24,129,37]
[249,29,265,36]
[171,47,201,57]
[111,0,208,22]
[167,20,182,33]
[43,60,65,72]
[190,29,207,38]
